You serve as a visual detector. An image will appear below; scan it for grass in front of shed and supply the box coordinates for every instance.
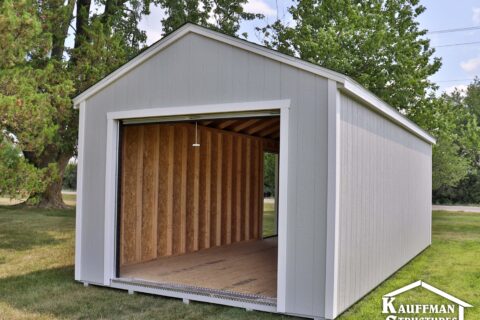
[0,204,478,319]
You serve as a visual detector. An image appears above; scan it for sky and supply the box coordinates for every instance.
[136,0,480,95]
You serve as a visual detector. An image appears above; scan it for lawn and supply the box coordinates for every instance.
[263,199,276,237]
[0,205,478,319]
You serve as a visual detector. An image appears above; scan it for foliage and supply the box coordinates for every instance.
[0,0,265,207]
[0,137,50,202]
[62,163,77,191]
[258,0,441,112]
[258,0,480,200]
[432,79,480,203]
[409,93,480,192]
[263,153,276,196]
[159,0,264,36]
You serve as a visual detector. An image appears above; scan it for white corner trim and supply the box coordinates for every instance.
[276,105,290,313]
[339,80,436,145]
[104,118,120,285]
[75,101,86,281]
[325,80,341,319]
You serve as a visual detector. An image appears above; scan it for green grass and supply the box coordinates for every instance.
[263,199,276,237]
[337,210,480,319]
[0,193,77,207]
[0,207,478,319]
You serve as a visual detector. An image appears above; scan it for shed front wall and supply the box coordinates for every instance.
[335,93,432,316]
[78,32,329,317]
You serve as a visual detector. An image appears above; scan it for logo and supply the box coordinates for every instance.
[382,280,472,320]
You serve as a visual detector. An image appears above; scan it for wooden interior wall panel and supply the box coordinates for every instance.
[258,142,264,236]
[134,126,144,262]
[222,134,233,245]
[252,139,260,239]
[121,126,141,265]
[214,134,222,247]
[120,122,271,267]
[233,136,242,243]
[199,129,212,250]
[141,125,159,261]
[244,139,251,240]
[157,126,169,257]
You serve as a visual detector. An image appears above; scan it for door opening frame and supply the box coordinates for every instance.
[103,99,290,311]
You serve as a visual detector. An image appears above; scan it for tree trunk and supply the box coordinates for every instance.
[27,153,71,209]
[36,173,68,208]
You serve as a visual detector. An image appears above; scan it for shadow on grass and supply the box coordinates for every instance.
[0,230,63,251]
[0,266,297,320]
[0,206,74,251]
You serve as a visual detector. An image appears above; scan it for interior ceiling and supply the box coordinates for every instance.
[195,116,280,140]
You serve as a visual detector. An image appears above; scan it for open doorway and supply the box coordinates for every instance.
[116,114,280,300]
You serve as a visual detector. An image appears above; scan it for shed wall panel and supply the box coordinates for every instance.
[80,32,329,317]
[336,94,432,315]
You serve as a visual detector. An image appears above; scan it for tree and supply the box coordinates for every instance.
[259,0,440,112]
[413,95,479,191]
[0,0,263,207]
[464,77,480,121]
[263,153,276,197]
[63,163,77,190]
[0,136,48,199]
[159,0,263,36]
[431,81,480,203]
[0,0,74,206]
[259,0,480,199]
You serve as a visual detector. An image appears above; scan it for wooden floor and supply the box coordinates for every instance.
[120,238,277,298]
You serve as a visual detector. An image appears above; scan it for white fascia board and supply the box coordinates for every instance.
[72,24,193,106]
[339,79,436,145]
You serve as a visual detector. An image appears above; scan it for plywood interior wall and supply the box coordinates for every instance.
[120,122,278,267]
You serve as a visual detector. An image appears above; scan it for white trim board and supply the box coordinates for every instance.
[324,80,341,319]
[74,101,86,281]
[72,23,435,145]
[102,100,291,312]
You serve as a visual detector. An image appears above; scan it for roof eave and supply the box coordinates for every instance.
[338,79,436,145]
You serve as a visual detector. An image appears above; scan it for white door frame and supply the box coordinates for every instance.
[103,99,290,311]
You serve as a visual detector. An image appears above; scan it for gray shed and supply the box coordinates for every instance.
[73,23,435,320]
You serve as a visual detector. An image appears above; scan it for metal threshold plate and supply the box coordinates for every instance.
[112,277,277,306]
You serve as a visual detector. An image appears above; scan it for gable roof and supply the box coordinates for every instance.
[385,280,472,308]
[72,23,436,145]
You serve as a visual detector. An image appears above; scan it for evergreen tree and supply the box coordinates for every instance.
[0,0,263,207]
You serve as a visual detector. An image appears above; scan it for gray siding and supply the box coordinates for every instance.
[336,94,432,315]
[80,32,328,317]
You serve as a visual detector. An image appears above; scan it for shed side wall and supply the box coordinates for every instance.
[79,32,328,318]
[336,93,432,315]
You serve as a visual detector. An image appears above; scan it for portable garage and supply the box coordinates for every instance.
[73,23,435,320]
